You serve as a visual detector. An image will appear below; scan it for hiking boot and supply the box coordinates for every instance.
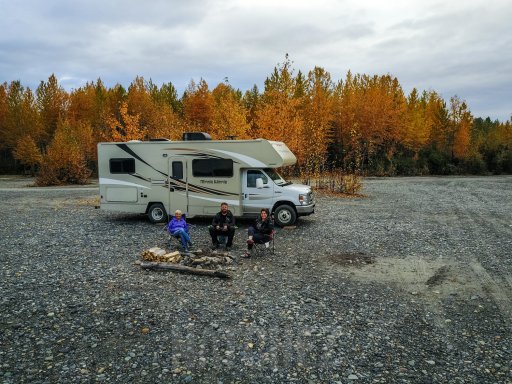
[241,250,251,258]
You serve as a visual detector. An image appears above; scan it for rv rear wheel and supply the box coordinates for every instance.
[274,205,296,227]
[148,203,168,224]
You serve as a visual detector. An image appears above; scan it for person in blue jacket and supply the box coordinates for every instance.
[166,210,193,251]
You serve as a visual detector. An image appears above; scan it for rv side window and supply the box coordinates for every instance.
[247,170,268,187]
[172,162,183,179]
[192,159,233,177]
[110,158,135,174]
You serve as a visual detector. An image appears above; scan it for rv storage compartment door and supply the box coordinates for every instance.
[105,187,138,202]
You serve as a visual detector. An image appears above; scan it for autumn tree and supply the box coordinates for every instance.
[1,64,509,178]
[182,79,214,132]
[255,56,304,162]
[0,81,43,151]
[449,95,473,160]
[473,117,512,173]
[330,73,362,171]
[147,80,185,140]
[210,82,250,140]
[0,83,8,147]
[331,73,407,174]
[126,76,163,139]
[36,74,68,147]
[301,66,334,172]
[148,80,182,116]
[13,135,42,175]
[243,85,261,134]
[426,91,450,151]
[105,101,144,141]
[37,119,92,185]
[402,88,431,154]
[68,83,96,123]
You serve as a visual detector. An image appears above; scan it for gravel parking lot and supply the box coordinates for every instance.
[1,175,511,383]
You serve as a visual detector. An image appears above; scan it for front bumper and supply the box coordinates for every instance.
[296,202,315,216]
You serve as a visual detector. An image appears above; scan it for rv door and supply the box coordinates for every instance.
[168,157,189,215]
[242,169,274,215]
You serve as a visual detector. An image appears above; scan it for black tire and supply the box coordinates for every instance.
[274,205,297,227]
[148,203,168,224]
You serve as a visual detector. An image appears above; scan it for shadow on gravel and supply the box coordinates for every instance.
[327,252,375,267]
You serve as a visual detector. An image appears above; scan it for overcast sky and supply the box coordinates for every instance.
[1,0,511,121]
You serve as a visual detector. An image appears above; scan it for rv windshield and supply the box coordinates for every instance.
[263,168,291,186]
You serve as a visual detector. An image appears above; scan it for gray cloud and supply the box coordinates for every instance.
[0,0,510,121]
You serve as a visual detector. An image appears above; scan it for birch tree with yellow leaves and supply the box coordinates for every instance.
[182,79,214,132]
[301,66,334,173]
[255,56,304,161]
[211,82,250,140]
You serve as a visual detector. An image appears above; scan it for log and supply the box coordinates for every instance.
[191,256,223,265]
[139,261,231,279]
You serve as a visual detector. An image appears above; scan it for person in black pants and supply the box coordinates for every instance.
[243,208,273,258]
[209,202,235,251]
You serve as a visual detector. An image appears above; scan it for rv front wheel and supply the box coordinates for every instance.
[274,205,296,226]
[148,203,168,224]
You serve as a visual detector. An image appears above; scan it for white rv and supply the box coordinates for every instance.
[97,133,315,226]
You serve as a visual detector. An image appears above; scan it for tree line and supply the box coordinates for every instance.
[1,57,511,185]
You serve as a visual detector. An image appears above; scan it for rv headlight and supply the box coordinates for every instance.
[299,192,313,204]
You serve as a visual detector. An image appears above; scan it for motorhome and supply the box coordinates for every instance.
[97,133,315,226]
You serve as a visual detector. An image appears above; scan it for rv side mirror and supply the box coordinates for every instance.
[255,178,264,189]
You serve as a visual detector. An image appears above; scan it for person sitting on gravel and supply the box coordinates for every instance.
[242,208,274,258]
[166,210,193,251]
[209,202,236,251]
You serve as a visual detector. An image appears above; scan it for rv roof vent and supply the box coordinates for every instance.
[183,132,212,141]
[149,138,170,141]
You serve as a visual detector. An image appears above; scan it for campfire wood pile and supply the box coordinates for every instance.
[138,246,234,278]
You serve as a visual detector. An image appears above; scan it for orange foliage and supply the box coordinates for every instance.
[182,79,214,131]
[301,67,334,170]
[13,135,42,174]
[210,82,250,140]
[149,103,184,140]
[36,119,92,185]
[450,96,473,159]
[2,60,510,180]
[36,74,68,146]
[106,101,144,141]
[1,81,44,152]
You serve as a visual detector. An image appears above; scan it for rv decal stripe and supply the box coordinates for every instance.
[99,178,150,189]
[132,173,151,182]
[211,149,267,167]
[117,144,167,177]
[160,182,234,196]
[115,145,236,196]
[165,150,241,164]
[186,183,233,195]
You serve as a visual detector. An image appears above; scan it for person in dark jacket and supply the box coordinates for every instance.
[209,202,236,250]
[242,208,273,258]
[166,210,193,251]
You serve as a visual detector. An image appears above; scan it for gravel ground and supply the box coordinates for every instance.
[1,175,511,384]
